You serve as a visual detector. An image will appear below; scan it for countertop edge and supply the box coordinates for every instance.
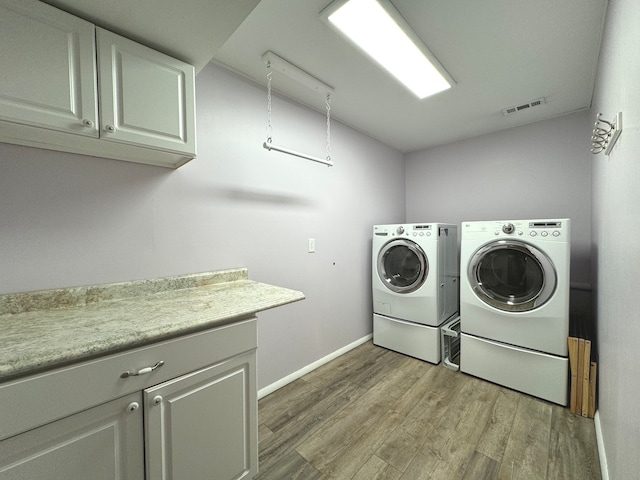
[0,272,305,382]
[0,268,250,315]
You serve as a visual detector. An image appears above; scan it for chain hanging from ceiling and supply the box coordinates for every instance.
[325,93,331,162]
[265,64,273,146]
[263,55,334,167]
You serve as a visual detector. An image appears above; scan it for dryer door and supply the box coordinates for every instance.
[377,239,428,293]
[468,240,556,312]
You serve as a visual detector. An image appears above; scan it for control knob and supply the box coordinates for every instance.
[502,223,515,234]
[396,226,405,235]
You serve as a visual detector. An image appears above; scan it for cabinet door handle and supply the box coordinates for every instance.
[120,360,165,378]
[105,124,116,133]
[126,402,140,413]
[82,119,94,128]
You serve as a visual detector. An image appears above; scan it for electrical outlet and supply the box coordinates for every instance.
[308,238,315,253]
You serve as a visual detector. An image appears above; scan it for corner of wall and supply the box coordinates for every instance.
[257,334,372,399]
[594,410,609,480]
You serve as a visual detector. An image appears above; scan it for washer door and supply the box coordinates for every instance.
[377,239,428,293]
[468,240,556,312]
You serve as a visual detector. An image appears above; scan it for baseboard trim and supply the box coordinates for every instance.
[258,334,373,399]
[595,410,609,480]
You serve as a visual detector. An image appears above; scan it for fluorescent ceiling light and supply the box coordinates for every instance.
[324,0,454,99]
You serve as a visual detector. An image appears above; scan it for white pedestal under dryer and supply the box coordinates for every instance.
[372,223,459,363]
[460,219,570,405]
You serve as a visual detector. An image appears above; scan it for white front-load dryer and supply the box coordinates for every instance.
[372,223,458,363]
[460,219,570,405]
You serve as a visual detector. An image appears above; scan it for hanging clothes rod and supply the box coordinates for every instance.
[263,141,334,167]
[262,51,334,167]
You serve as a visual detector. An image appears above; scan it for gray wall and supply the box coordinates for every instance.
[0,62,405,390]
[4,10,638,475]
[591,0,640,477]
[405,111,593,323]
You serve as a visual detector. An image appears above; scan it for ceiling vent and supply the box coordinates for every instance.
[502,97,546,116]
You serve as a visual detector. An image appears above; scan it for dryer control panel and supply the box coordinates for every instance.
[462,219,570,241]
[527,221,566,239]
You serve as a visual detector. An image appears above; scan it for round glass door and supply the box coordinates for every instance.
[377,239,428,293]
[468,240,556,311]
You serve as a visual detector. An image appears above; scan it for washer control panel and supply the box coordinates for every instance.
[373,224,434,238]
[411,224,432,237]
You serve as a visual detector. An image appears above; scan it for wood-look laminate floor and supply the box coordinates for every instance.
[255,341,601,480]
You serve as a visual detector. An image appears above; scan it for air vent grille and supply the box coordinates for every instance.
[502,97,546,116]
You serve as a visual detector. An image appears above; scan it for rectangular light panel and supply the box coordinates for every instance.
[325,0,453,99]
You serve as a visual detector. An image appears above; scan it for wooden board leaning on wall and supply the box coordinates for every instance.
[568,336,597,418]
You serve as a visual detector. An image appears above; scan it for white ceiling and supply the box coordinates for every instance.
[42,0,608,153]
[41,0,262,72]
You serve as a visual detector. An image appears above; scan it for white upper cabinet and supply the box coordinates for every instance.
[0,0,98,137]
[0,0,196,168]
[96,28,196,156]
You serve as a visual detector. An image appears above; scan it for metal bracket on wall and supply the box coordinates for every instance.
[591,112,622,156]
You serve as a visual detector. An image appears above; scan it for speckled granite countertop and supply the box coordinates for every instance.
[0,268,304,382]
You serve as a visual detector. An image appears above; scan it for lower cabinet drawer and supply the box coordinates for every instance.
[0,317,257,441]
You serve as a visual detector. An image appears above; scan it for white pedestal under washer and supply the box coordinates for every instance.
[459,219,570,405]
[372,223,458,363]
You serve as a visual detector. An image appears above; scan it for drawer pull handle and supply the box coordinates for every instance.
[120,360,165,378]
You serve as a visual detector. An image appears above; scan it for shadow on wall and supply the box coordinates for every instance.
[218,187,316,207]
[172,182,318,208]
[569,249,594,343]
[570,285,593,329]
[570,246,594,347]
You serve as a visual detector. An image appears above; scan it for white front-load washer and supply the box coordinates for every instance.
[460,219,570,405]
[372,223,458,363]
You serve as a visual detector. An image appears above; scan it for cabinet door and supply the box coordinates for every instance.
[145,350,257,480]
[0,0,98,137]
[96,28,196,156]
[0,392,144,480]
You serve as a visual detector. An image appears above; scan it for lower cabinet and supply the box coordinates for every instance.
[0,392,145,479]
[145,350,257,480]
[0,319,258,480]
